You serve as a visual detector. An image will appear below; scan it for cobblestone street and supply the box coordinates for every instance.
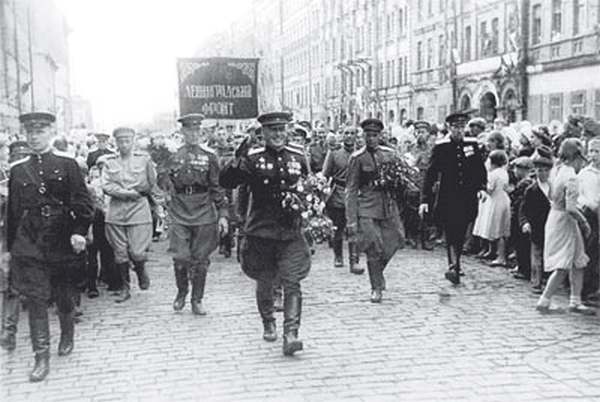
[2,241,600,401]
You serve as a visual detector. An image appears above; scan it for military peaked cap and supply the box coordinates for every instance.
[257,112,292,126]
[360,118,384,132]
[19,112,55,128]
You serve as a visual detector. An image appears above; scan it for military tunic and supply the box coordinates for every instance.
[102,151,158,264]
[7,151,94,301]
[157,143,227,265]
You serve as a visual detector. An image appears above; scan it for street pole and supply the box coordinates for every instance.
[279,0,285,110]
[27,0,34,112]
[12,0,22,116]
[307,7,313,125]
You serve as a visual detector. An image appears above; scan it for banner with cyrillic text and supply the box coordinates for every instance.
[177,57,259,119]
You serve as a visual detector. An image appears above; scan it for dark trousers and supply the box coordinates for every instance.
[88,209,117,289]
[326,206,346,258]
[515,231,531,279]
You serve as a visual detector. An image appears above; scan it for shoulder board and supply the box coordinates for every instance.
[464,137,479,143]
[9,156,30,168]
[284,145,304,155]
[133,151,150,158]
[435,139,450,145]
[351,146,367,158]
[52,150,74,159]
[199,143,216,154]
[248,147,265,156]
[379,145,395,153]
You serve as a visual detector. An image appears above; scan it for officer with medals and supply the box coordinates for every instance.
[5,112,94,382]
[157,113,228,315]
[102,127,159,303]
[346,118,404,303]
[322,126,364,274]
[419,112,487,285]
[220,112,310,356]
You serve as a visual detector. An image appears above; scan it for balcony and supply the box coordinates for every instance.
[528,32,599,66]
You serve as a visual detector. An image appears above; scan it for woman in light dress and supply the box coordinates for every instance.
[536,139,594,315]
[472,150,511,266]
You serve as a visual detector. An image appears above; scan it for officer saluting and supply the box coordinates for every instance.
[345,118,404,303]
[157,113,228,315]
[219,112,310,356]
[419,112,487,284]
[6,112,94,382]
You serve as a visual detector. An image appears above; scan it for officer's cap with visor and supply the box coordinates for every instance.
[293,124,309,140]
[468,117,486,131]
[177,113,205,128]
[19,112,55,129]
[94,132,110,140]
[360,118,384,132]
[257,112,292,127]
[112,126,136,139]
[414,120,431,131]
[445,112,469,128]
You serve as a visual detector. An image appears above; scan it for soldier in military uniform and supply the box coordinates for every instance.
[157,113,228,315]
[346,118,404,303]
[102,127,159,303]
[220,112,310,356]
[86,132,113,169]
[322,126,364,274]
[419,112,487,285]
[5,112,94,382]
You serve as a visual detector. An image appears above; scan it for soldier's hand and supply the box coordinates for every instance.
[218,217,229,235]
[234,135,252,158]
[522,223,531,234]
[70,234,87,254]
[418,203,429,219]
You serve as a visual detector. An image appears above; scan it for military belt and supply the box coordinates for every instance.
[24,205,66,218]
[175,184,208,195]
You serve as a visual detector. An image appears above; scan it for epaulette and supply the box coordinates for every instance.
[199,143,217,155]
[52,150,74,159]
[285,145,305,155]
[351,146,366,158]
[464,137,479,143]
[435,139,450,145]
[379,145,395,153]
[9,156,30,168]
[248,147,265,156]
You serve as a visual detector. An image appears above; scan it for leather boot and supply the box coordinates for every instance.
[257,292,276,342]
[273,286,284,312]
[283,293,303,356]
[115,263,131,303]
[190,265,207,316]
[348,243,364,275]
[172,264,189,312]
[367,261,383,303]
[0,293,20,351]
[57,312,74,356]
[133,261,150,290]
[28,305,50,382]
[333,237,344,267]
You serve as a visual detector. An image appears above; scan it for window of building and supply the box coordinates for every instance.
[404,57,408,83]
[398,57,403,85]
[549,94,563,121]
[573,0,585,35]
[491,18,499,55]
[465,26,472,61]
[552,0,562,36]
[417,107,424,120]
[595,90,600,120]
[417,41,423,70]
[391,60,395,86]
[532,4,542,45]
[386,14,392,39]
[480,21,489,57]
[571,91,585,115]
[398,9,404,35]
[439,34,445,66]
[418,0,423,21]
[427,38,433,69]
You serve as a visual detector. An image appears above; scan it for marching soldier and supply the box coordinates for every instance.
[322,126,364,274]
[5,112,94,382]
[102,127,159,303]
[220,112,310,356]
[419,112,487,285]
[157,113,228,315]
[345,118,404,303]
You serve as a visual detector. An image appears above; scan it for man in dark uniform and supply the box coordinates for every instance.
[157,113,228,315]
[322,126,364,274]
[346,118,404,303]
[220,112,310,356]
[419,112,487,285]
[86,132,113,169]
[308,122,327,173]
[5,112,94,382]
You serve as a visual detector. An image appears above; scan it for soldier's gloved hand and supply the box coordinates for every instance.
[418,203,429,219]
[522,223,532,234]
[218,217,229,235]
[70,234,87,254]
[234,135,252,158]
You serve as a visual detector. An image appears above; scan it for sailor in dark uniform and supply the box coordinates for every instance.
[220,112,310,356]
[419,112,487,284]
[6,112,94,382]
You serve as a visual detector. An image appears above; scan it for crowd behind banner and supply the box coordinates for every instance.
[1,112,600,317]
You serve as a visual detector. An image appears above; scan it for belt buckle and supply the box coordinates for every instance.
[185,186,193,195]
[40,205,51,218]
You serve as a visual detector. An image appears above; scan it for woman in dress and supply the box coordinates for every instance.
[536,138,594,315]
[472,150,511,266]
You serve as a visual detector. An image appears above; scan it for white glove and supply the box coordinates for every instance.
[70,234,87,254]
[218,217,229,235]
[418,203,429,219]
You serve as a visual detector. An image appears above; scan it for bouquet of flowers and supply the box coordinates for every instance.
[149,134,181,173]
[372,159,420,200]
